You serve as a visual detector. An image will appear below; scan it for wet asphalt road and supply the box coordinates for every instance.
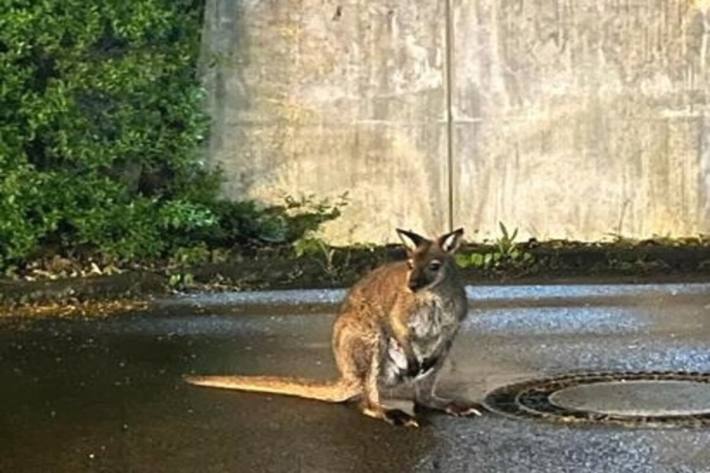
[2,282,710,473]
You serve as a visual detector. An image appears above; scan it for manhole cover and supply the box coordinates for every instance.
[550,380,710,416]
[483,371,710,428]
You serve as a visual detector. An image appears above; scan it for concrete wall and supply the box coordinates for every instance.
[201,0,710,243]
[452,0,710,241]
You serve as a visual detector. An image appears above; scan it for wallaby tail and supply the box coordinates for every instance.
[183,374,360,403]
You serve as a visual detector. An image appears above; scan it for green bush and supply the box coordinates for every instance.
[0,0,341,271]
[0,0,213,265]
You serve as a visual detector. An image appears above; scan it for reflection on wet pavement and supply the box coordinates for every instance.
[1,282,710,472]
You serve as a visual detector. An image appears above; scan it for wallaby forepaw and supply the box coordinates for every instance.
[444,401,483,417]
[384,409,420,428]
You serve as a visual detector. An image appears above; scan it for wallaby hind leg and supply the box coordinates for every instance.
[360,350,418,428]
[358,341,418,428]
[334,318,418,427]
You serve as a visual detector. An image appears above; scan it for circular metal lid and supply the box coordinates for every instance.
[483,371,710,428]
[549,380,710,417]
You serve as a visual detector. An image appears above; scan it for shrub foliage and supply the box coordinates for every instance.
[0,0,340,270]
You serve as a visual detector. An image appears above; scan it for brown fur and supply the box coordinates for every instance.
[184,228,482,427]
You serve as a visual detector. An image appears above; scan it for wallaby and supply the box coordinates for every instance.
[184,228,482,427]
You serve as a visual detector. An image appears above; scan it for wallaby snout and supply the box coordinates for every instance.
[407,270,428,292]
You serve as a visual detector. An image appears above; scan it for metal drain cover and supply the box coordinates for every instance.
[550,380,710,416]
[483,371,710,428]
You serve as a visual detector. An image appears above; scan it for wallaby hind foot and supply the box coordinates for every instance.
[414,398,484,417]
[361,404,420,428]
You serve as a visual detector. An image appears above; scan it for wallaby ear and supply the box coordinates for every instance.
[396,228,427,254]
[438,228,464,253]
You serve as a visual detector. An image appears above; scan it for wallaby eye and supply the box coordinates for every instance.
[428,261,442,271]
